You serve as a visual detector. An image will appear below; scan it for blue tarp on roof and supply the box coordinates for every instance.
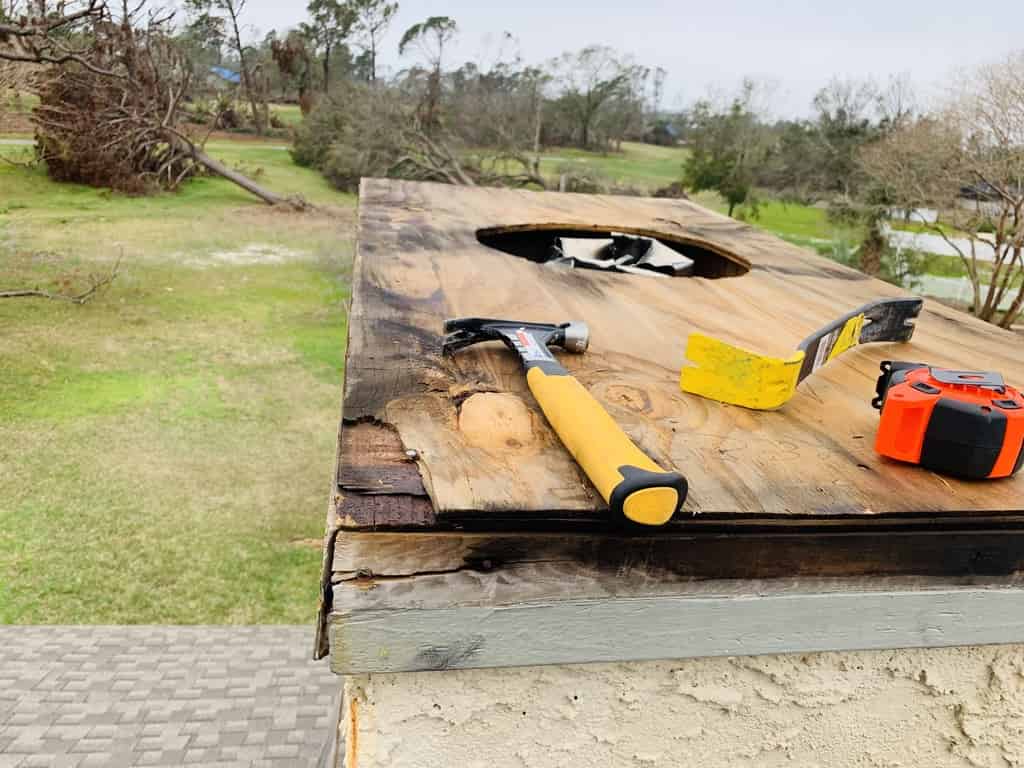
[209,66,241,85]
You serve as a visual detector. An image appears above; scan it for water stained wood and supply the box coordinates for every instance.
[334,420,434,529]
[333,528,1024,584]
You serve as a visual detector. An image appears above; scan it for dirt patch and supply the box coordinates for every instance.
[188,243,311,267]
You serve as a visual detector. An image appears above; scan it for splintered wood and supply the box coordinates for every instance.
[336,179,1024,530]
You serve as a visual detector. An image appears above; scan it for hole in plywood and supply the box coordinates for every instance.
[476,224,750,279]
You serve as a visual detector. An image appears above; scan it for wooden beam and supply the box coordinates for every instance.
[329,574,1024,673]
[319,528,1024,661]
[331,529,1024,583]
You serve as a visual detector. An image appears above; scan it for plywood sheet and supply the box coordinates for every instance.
[337,179,1024,529]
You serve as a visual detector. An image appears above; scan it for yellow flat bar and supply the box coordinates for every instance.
[680,334,805,411]
[680,313,866,411]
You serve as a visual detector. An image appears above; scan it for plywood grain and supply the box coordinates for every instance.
[336,179,1024,529]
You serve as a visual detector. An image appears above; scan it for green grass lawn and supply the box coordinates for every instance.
[0,138,356,623]
[914,251,1024,288]
[742,200,839,241]
[270,103,304,128]
[529,143,862,246]
[538,141,688,191]
[887,219,967,237]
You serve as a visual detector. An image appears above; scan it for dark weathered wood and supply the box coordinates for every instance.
[333,420,435,529]
[337,421,429,499]
[331,528,1024,583]
[336,179,1024,531]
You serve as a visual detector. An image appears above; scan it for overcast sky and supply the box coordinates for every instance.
[224,0,1023,117]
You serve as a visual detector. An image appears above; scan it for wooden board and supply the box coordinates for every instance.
[336,179,1024,530]
[328,569,1024,673]
[331,528,1024,583]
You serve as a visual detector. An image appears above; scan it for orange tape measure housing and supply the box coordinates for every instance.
[874,364,1024,480]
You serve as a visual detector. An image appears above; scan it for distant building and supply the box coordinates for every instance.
[207,66,241,90]
[645,120,680,147]
[958,182,1021,217]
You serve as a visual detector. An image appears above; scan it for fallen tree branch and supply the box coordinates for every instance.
[0,257,120,304]
[0,1,106,39]
[2,3,299,209]
[166,128,310,210]
[0,151,36,168]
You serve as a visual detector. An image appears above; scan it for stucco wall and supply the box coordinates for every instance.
[339,644,1024,768]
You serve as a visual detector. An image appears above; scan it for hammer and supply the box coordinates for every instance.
[443,317,688,527]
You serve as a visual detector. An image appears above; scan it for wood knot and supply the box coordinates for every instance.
[604,384,653,415]
[457,392,538,455]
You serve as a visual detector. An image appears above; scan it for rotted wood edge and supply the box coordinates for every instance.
[334,420,435,530]
[315,402,349,660]
[329,577,1024,673]
[330,528,1024,585]
[317,418,436,659]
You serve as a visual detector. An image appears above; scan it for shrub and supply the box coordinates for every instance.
[826,197,862,227]
[291,89,353,169]
[291,84,414,192]
[554,163,610,194]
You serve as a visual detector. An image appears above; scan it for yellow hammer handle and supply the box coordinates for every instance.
[526,367,688,526]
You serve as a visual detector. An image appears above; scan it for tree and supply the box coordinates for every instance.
[860,52,1024,328]
[810,77,880,197]
[683,81,767,217]
[550,46,631,149]
[293,53,549,193]
[349,0,397,83]
[602,63,648,150]
[182,6,226,64]
[876,72,916,131]
[755,119,822,202]
[0,0,109,72]
[293,81,538,192]
[650,66,666,116]
[399,15,456,130]
[304,0,354,91]
[757,78,886,204]
[0,1,300,207]
[446,54,550,184]
[271,30,315,113]
[185,0,266,134]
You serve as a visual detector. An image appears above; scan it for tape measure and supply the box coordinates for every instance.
[873,362,1024,480]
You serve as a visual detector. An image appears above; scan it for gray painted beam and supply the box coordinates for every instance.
[330,586,1024,674]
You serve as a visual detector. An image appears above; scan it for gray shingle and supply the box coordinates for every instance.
[0,627,336,767]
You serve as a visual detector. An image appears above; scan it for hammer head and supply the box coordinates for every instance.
[443,317,590,362]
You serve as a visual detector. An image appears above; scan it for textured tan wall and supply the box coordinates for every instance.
[340,645,1024,768]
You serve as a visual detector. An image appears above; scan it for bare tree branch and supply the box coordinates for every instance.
[860,56,1024,327]
[0,257,120,305]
